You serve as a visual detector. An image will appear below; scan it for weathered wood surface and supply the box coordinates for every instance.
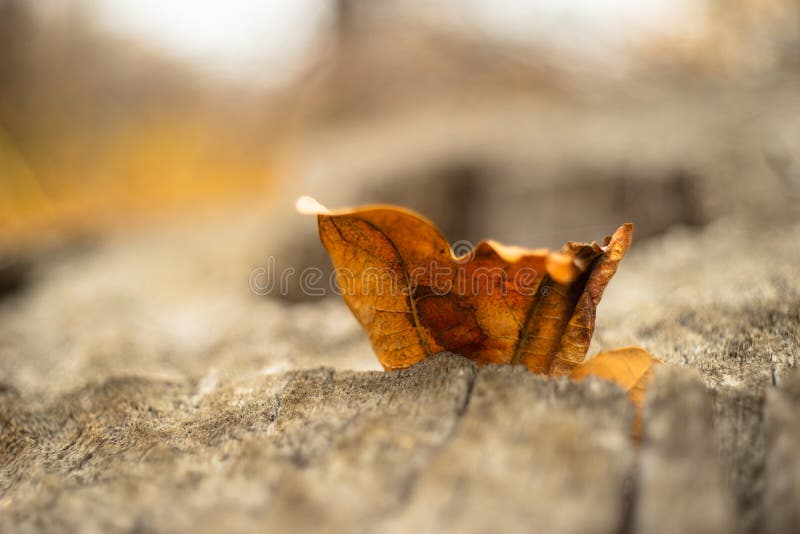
[0,212,798,532]
[763,372,800,534]
[635,367,739,534]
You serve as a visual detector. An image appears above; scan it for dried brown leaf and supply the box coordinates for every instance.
[299,196,633,374]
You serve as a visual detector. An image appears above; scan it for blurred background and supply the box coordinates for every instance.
[1,0,799,381]
[3,0,799,241]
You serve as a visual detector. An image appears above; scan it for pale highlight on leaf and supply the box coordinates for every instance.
[295,195,331,215]
[299,196,633,372]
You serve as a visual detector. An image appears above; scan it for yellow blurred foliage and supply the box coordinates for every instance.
[0,1,278,246]
[0,115,275,243]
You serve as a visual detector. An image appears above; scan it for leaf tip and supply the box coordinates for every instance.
[295,195,330,215]
[615,222,634,246]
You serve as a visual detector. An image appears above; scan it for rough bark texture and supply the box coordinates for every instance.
[763,372,800,534]
[1,203,799,533]
[634,367,739,534]
[1,216,798,533]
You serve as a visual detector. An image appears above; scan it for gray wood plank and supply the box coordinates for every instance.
[382,365,636,534]
[634,366,740,534]
[763,370,800,534]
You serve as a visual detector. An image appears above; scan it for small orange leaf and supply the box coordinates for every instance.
[570,346,662,410]
[299,196,633,374]
[570,346,662,438]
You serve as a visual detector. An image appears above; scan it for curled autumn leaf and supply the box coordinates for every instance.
[298,196,659,410]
